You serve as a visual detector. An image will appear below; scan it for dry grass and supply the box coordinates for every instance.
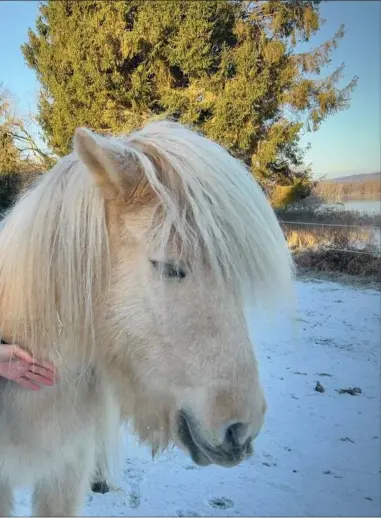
[284,225,377,252]
[282,223,381,279]
[275,193,380,279]
[294,248,380,278]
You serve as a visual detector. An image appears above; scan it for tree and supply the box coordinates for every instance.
[0,84,55,174]
[22,0,357,192]
[0,87,23,175]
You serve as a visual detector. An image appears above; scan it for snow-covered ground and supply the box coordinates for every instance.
[15,279,380,517]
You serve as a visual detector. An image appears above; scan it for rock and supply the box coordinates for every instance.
[315,381,325,393]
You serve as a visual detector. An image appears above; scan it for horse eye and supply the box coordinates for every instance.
[164,264,186,279]
[150,260,186,280]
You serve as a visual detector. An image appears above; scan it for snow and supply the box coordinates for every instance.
[14,279,380,517]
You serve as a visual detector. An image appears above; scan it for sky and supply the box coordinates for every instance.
[0,0,380,179]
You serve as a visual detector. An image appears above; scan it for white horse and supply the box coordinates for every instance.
[0,120,293,516]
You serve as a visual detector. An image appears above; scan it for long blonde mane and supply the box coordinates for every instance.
[0,120,293,363]
[0,155,109,362]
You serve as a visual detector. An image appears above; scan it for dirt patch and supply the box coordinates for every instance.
[208,497,234,510]
[336,386,362,396]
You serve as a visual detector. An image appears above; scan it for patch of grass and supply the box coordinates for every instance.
[284,224,378,253]
[294,248,380,278]
[278,203,381,280]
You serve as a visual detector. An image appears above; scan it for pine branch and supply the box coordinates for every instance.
[292,25,345,74]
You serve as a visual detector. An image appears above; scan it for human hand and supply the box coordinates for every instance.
[0,345,58,391]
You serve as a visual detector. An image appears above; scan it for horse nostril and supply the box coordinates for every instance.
[224,422,249,448]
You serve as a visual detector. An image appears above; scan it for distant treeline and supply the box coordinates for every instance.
[313,178,381,201]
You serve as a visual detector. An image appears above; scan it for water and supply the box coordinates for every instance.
[325,199,380,214]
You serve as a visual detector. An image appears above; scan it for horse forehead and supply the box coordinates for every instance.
[107,200,156,237]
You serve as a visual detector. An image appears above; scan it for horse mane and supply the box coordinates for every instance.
[0,120,293,362]
[0,154,109,362]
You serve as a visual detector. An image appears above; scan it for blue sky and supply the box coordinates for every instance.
[0,0,380,179]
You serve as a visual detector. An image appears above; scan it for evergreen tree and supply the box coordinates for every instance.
[22,0,357,190]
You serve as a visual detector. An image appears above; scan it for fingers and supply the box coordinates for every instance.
[31,358,57,374]
[1,345,58,377]
[0,362,57,389]
[1,344,59,390]
[16,376,41,391]
[16,350,57,375]
[26,364,58,386]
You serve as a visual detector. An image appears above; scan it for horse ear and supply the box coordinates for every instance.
[74,128,143,200]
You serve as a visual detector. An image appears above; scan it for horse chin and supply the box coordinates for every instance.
[176,411,251,469]
[175,417,212,467]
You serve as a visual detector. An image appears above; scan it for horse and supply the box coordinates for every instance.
[0,120,294,516]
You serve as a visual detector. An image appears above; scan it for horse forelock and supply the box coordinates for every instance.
[122,120,294,302]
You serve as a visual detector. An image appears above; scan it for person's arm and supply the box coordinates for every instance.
[0,344,58,390]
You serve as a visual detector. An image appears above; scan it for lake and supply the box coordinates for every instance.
[325,199,380,214]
